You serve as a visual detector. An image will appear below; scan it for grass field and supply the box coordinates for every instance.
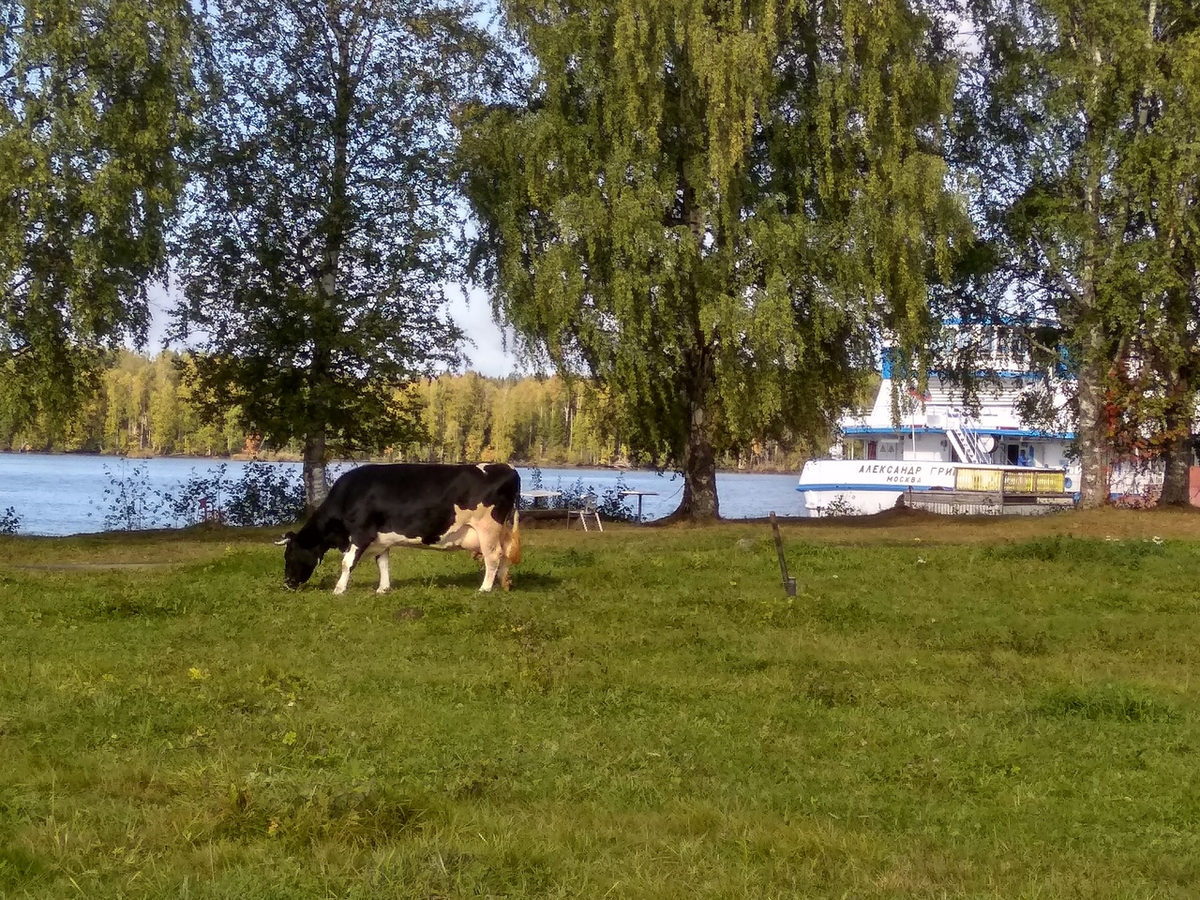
[3,508,1200,899]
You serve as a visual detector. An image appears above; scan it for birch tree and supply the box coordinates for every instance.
[1,0,195,431]
[461,0,964,520]
[960,0,1200,506]
[172,0,493,508]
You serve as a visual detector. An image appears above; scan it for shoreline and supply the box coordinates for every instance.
[0,448,801,476]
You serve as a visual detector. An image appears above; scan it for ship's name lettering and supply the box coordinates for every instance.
[857,463,955,484]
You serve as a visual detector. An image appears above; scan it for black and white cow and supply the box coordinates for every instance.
[277,463,521,594]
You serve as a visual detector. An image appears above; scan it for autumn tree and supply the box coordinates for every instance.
[958,0,1200,506]
[0,0,196,432]
[1117,2,1200,504]
[460,0,964,520]
[172,0,494,508]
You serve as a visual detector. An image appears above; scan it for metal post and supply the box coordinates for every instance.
[769,511,797,596]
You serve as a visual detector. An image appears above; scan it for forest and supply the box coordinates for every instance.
[0,351,806,472]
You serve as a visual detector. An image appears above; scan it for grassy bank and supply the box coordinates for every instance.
[2,510,1200,898]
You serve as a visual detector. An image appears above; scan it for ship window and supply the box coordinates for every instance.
[867,441,878,460]
[844,439,867,460]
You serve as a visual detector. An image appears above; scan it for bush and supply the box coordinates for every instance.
[821,494,859,517]
[160,464,231,527]
[224,461,307,527]
[0,506,21,535]
[161,461,306,528]
[91,459,307,532]
[91,460,161,531]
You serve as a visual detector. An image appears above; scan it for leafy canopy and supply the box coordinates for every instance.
[172,0,494,459]
[0,0,195,430]
[461,0,965,514]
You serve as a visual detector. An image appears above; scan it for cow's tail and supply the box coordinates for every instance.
[506,506,522,565]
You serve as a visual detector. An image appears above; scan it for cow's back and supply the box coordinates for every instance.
[322,463,520,545]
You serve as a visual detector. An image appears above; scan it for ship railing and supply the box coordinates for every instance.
[954,467,1065,494]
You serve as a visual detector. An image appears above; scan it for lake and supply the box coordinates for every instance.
[0,453,806,536]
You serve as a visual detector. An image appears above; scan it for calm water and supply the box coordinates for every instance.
[0,453,805,536]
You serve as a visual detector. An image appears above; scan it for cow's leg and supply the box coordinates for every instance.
[476,528,503,592]
[376,549,391,594]
[495,548,511,592]
[333,543,361,595]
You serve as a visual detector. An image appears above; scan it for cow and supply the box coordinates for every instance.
[276,463,521,594]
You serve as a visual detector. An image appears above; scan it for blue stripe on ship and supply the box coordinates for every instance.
[796,484,939,493]
[839,426,1076,439]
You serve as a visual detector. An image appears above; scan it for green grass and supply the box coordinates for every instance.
[3,510,1200,898]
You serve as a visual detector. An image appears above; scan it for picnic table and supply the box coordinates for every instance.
[618,490,658,522]
[521,489,562,504]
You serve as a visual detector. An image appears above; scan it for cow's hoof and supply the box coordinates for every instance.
[375,587,390,595]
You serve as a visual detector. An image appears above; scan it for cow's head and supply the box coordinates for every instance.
[275,531,320,589]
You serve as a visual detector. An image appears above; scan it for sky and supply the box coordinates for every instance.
[145,282,524,378]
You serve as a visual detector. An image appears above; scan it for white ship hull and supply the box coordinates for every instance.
[796,459,1077,517]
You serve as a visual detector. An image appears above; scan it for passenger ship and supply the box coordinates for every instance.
[796,352,1080,517]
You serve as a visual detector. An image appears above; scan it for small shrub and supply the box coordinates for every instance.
[821,494,859,517]
[223,461,306,527]
[0,506,20,535]
[160,461,306,528]
[160,464,232,527]
[90,459,161,531]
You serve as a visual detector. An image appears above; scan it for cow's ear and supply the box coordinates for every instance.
[274,531,295,546]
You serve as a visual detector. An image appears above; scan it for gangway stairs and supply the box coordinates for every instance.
[946,423,988,465]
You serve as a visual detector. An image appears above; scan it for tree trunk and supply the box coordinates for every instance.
[1159,433,1192,507]
[1158,376,1193,506]
[678,358,720,520]
[680,401,719,520]
[1075,348,1110,508]
[1076,95,1110,510]
[303,430,329,512]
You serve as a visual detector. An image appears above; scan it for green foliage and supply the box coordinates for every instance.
[461,0,966,519]
[0,0,197,430]
[956,0,1200,503]
[158,461,307,528]
[86,457,306,530]
[3,517,1200,896]
[89,459,159,531]
[171,0,497,500]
